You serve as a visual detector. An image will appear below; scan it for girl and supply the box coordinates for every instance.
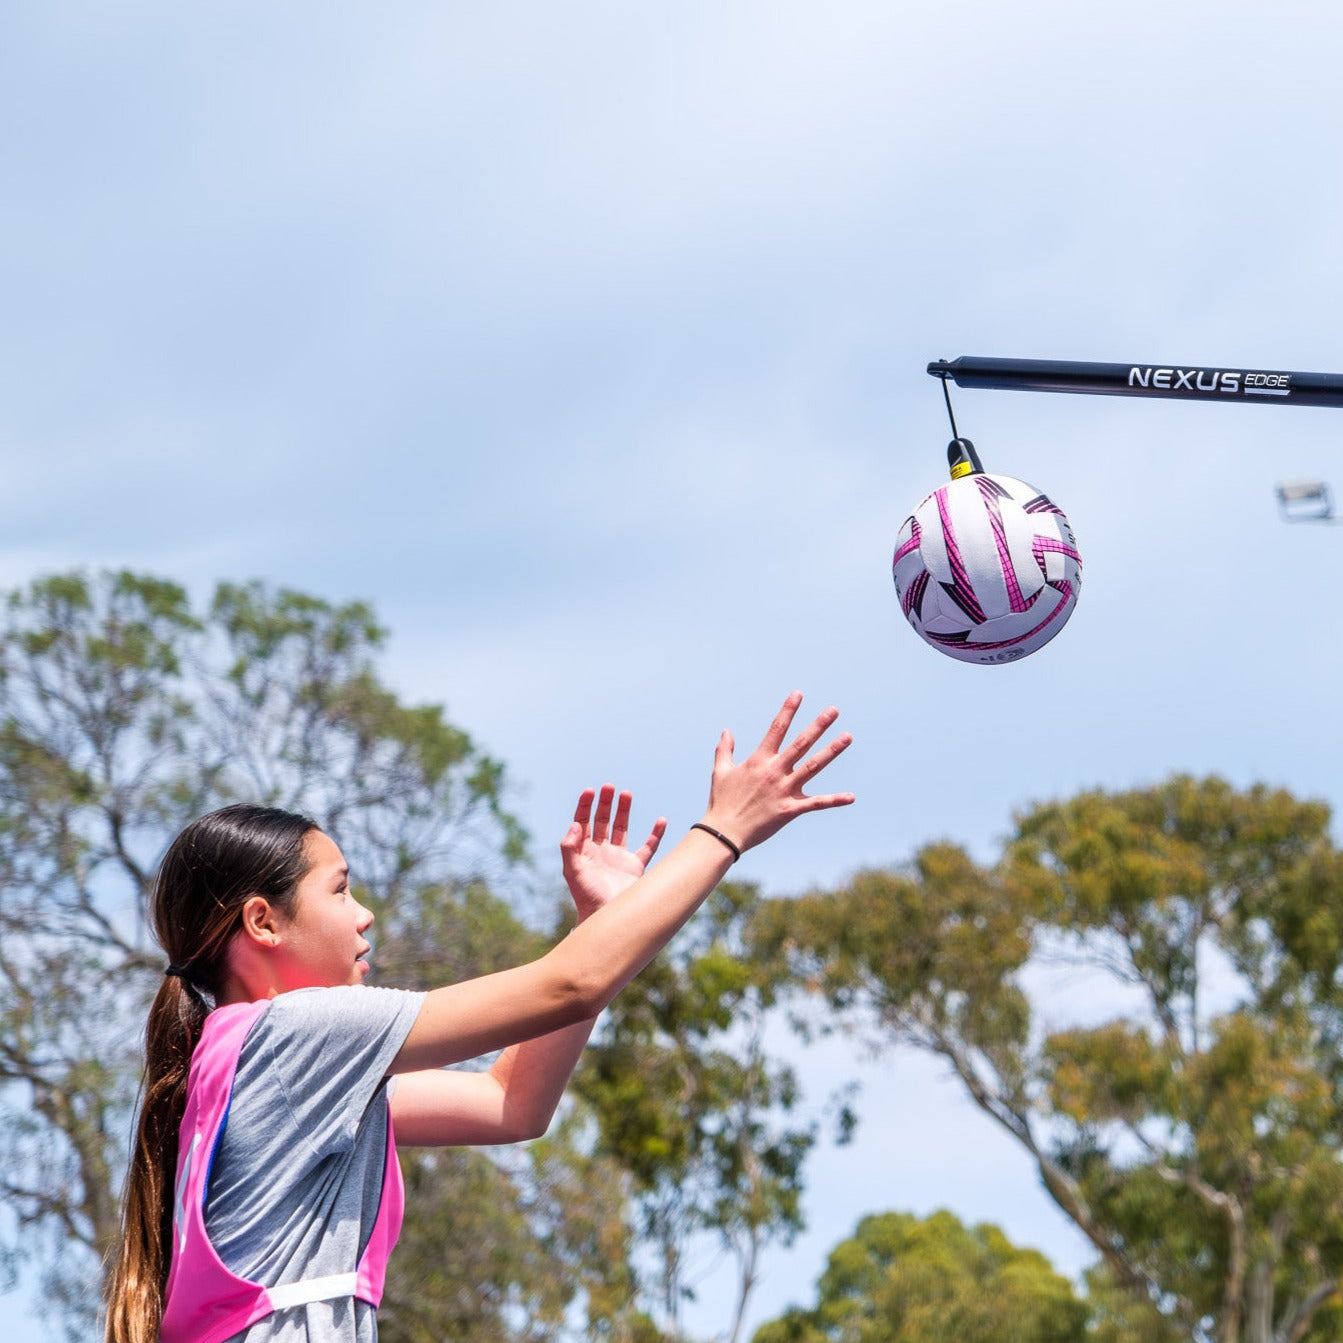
[104,692,853,1343]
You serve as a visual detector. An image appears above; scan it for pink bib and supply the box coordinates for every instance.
[160,1001,405,1343]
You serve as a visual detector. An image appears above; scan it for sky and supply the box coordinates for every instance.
[6,1,1343,1336]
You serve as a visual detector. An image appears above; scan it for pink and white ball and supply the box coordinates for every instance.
[892,474,1082,664]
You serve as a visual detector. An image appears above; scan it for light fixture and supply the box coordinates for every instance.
[1275,480,1336,524]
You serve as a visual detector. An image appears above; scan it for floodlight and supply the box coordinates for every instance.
[1275,480,1336,524]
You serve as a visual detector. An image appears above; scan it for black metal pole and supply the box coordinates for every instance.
[927,356,1343,409]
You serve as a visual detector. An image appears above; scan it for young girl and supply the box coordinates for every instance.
[104,693,853,1343]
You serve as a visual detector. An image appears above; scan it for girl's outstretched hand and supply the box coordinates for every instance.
[561,785,668,920]
[700,692,855,855]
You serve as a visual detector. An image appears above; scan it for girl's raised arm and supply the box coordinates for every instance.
[391,692,853,1073]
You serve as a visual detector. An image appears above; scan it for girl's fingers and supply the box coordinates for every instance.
[635,817,668,867]
[572,788,596,828]
[714,728,736,773]
[797,731,853,780]
[611,790,633,847]
[592,783,615,843]
[559,821,585,866]
[782,707,841,768]
[758,691,804,752]
[570,786,657,853]
[799,789,857,812]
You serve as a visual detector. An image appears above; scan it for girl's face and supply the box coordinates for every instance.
[274,830,375,989]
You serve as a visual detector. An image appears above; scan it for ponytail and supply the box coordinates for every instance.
[102,803,316,1343]
[104,974,208,1343]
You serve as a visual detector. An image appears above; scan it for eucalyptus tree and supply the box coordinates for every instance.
[752,777,1343,1343]
[0,570,523,1337]
[752,1209,1088,1343]
[0,568,843,1343]
[572,881,843,1343]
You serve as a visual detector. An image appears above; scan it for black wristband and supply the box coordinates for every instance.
[690,822,742,863]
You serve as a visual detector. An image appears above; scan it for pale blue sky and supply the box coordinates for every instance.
[5,2,1343,1337]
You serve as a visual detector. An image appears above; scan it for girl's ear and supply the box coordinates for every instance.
[237,894,282,949]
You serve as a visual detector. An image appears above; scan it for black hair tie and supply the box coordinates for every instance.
[690,822,742,863]
[164,963,191,980]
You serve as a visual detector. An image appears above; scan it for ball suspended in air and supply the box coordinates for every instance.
[892,473,1082,664]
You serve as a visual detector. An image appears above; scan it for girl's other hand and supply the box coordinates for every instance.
[560,785,668,920]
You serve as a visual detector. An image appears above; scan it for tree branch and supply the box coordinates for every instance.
[922,1018,1173,1314]
[1278,1279,1339,1343]
[1150,1162,1245,1343]
[0,1179,90,1251]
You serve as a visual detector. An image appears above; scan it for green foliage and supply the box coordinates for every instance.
[0,567,833,1343]
[366,878,547,993]
[1081,1264,1186,1343]
[571,880,833,1343]
[0,569,524,1335]
[526,1126,662,1343]
[382,1147,572,1343]
[752,1209,1087,1343]
[757,776,1343,1343]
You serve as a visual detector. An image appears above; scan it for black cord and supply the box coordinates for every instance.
[941,374,960,441]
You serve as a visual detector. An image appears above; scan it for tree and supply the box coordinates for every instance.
[371,875,640,1343]
[570,881,847,1343]
[0,570,525,1337]
[751,1208,1087,1343]
[751,776,1343,1343]
[1081,1264,1187,1343]
[381,1145,577,1343]
[0,567,843,1343]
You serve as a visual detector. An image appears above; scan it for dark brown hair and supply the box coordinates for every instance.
[104,803,317,1343]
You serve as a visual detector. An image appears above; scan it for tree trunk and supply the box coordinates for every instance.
[1244,1256,1272,1343]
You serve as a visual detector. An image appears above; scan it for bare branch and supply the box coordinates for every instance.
[1278,1279,1339,1343]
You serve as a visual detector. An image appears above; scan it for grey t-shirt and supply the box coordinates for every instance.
[204,985,425,1343]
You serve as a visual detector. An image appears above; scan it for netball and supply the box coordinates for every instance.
[892,472,1082,665]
